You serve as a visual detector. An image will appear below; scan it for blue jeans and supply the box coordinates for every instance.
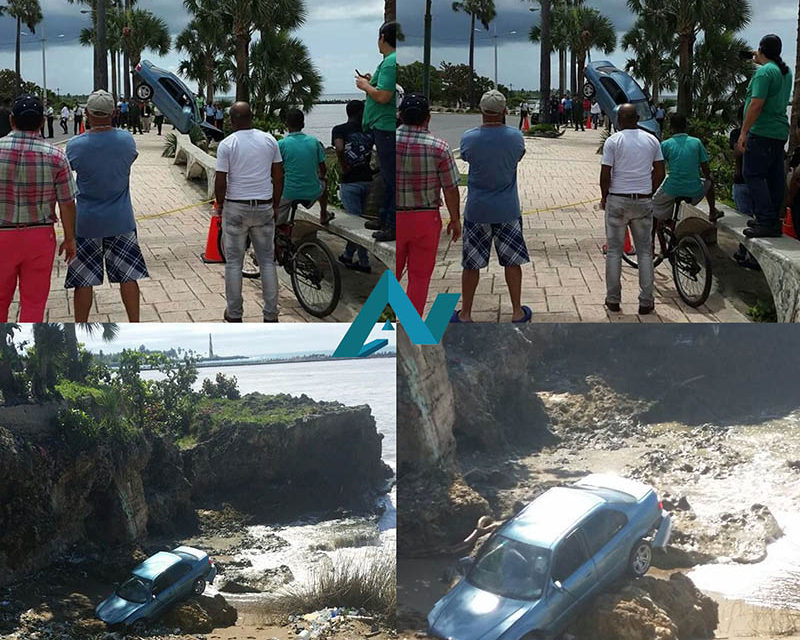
[373,128,395,231]
[733,182,755,217]
[339,181,372,266]
[742,133,786,228]
[222,201,279,321]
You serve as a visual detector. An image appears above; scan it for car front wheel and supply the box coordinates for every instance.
[629,539,652,577]
[582,82,596,99]
[193,577,206,595]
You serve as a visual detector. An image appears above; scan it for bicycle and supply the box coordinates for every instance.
[218,200,342,318]
[621,196,713,307]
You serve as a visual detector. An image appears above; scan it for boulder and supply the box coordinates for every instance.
[218,565,294,593]
[161,594,237,633]
[571,573,718,640]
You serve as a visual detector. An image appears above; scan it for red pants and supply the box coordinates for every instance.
[0,226,57,322]
[397,210,442,315]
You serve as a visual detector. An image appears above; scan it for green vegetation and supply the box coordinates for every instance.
[264,554,396,625]
[748,298,778,323]
[192,393,323,437]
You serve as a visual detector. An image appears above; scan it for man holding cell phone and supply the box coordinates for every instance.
[356,21,396,243]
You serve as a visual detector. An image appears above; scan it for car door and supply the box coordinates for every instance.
[580,509,629,587]
[160,562,195,605]
[149,571,174,617]
[548,529,597,633]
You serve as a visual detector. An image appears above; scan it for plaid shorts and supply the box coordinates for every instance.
[65,231,149,289]
[462,218,530,270]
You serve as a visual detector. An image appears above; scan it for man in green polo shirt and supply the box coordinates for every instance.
[652,113,719,222]
[357,21,396,242]
[275,108,330,226]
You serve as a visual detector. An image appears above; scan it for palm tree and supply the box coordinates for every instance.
[451,0,496,109]
[529,2,569,99]
[176,2,231,105]
[0,324,26,406]
[28,323,64,401]
[249,31,322,117]
[622,14,677,104]
[693,30,752,119]
[6,0,43,94]
[121,8,170,95]
[570,6,616,97]
[628,0,751,116]
[63,323,120,381]
[185,0,307,103]
[79,4,128,102]
[385,0,395,22]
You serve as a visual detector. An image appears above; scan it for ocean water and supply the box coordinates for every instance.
[304,102,368,148]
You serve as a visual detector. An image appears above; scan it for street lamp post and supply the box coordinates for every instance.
[96,0,108,90]
[423,0,432,100]
[493,27,517,88]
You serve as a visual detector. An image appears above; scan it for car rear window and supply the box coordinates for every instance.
[599,77,627,105]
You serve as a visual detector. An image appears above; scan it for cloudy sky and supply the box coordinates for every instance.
[399,0,798,92]
[0,0,385,96]
[15,323,397,357]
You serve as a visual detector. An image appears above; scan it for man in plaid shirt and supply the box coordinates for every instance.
[0,94,77,322]
[396,93,461,315]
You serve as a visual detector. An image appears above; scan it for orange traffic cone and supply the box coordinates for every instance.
[784,207,797,239]
[523,115,530,132]
[202,201,225,263]
[586,115,592,130]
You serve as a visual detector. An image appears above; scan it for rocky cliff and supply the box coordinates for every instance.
[183,394,390,516]
[0,421,194,586]
[0,393,388,587]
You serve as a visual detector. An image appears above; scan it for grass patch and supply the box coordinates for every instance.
[262,554,396,626]
[747,298,778,323]
[175,433,198,449]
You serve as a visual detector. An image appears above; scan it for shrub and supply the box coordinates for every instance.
[263,553,396,626]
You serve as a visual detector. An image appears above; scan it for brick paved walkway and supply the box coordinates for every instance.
[424,127,750,323]
[9,130,383,323]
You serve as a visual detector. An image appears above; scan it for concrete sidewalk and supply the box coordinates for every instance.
[424,126,752,323]
[8,130,383,323]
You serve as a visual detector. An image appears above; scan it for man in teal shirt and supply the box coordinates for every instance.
[737,34,793,238]
[276,108,330,226]
[652,113,718,222]
[357,21,396,242]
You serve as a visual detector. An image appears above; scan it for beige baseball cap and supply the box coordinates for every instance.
[86,90,115,116]
[479,89,507,115]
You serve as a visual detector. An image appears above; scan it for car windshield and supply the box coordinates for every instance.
[467,536,550,600]
[116,576,151,604]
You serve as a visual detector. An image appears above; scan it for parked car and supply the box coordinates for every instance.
[583,61,661,139]
[95,545,217,633]
[427,474,672,640]
[133,60,224,141]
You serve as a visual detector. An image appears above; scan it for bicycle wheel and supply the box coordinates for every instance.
[621,225,669,269]
[672,234,713,307]
[290,238,342,318]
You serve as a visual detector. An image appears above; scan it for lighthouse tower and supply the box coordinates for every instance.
[209,333,214,359]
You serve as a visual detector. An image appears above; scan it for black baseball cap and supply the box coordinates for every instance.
[13,94,43,118]
[399,93,430,119]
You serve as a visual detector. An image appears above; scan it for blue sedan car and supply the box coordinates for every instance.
[427,474,672,640]
[96,545,217,633]
[583,61,661,139]
[133,60,224,141]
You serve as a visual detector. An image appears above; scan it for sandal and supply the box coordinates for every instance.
[449,310,473,323]
[512,305,533,324]
[320,210,336,226]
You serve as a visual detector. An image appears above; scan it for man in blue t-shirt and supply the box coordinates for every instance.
[451,90,531,324]
[65,90,147,322]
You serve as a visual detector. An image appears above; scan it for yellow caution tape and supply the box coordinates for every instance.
[521,198,600,216]
[136,198,215,221]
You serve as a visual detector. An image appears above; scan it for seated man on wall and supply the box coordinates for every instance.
[276,109,330,226]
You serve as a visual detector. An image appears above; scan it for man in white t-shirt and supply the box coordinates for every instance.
[215,101,284,323]
[600,103,665,315]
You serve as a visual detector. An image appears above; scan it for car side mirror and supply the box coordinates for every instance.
[458,556,474,575]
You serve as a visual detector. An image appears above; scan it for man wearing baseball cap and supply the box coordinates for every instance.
[396,92,462,315]
[0,94,77,322]
[451,89,532,323]
[65,89,147,322]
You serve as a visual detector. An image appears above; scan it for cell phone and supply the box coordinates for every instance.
[356,69,367,78]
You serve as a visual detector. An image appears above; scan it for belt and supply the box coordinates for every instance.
[609,193,652,200]
[0,221,54,230]
[398,207,438,212]
[226,199,273,206]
